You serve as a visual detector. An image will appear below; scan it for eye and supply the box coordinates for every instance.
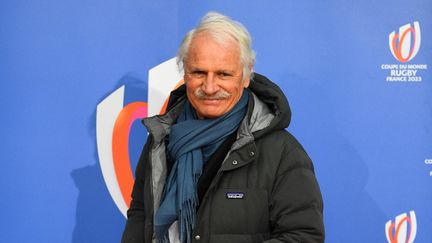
[189,70,206,78]
[217,71,232,78]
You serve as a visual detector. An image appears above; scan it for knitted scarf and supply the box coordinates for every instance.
[154,91,249,243]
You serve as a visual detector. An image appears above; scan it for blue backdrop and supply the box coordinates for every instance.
[1,1,431,242]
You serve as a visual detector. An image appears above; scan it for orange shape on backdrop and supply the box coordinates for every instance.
[392,26,416,63]
[112,102,148,207]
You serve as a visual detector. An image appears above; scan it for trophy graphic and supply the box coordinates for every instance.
[385,211,417,243]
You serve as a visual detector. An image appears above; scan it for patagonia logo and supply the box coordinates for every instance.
[226,192,245,199]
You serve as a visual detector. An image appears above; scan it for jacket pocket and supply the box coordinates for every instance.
[209,188,270,236]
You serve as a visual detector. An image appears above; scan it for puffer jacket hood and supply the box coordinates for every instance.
[248,73,291,138]
[165,72,291,139]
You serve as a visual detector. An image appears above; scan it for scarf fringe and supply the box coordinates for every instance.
[155,225,170,243]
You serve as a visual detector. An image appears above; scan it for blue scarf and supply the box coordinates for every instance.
[155,91,249,243]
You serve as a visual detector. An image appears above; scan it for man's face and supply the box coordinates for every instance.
[184,32,250,119]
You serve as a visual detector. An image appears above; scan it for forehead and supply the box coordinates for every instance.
[186,32,241,70]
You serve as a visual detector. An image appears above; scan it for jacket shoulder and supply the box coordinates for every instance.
[255,130,314,175]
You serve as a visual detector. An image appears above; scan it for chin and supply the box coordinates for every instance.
[197,110,224,119]
[199,113,220,119]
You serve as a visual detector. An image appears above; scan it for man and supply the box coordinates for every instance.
[122,12,324,243]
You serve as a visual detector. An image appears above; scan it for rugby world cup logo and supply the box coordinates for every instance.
[96,58,182,217]
[385,211,417,243]
[389,21,421,63]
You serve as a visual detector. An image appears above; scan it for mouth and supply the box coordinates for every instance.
[201,97,227,101]
[200,99,224,105]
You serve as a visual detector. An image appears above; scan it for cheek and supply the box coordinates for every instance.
[185,80,198,95]
[186,86,196,102]
[225,83,243,96]
[185,76,204,89]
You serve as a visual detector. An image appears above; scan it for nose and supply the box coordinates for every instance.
[201,73,220,95]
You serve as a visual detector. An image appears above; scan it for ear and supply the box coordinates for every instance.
[183,69,189,85]
[242,66,253,88]
[243,76,250,88]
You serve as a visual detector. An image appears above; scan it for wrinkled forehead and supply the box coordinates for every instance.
[186,32,241,66]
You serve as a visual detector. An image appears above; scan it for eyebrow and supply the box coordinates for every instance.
[216,70,233,74]
[189,67,206,72]
[188,67,234,73]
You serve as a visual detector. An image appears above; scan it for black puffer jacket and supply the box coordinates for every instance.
[122,73,324,243]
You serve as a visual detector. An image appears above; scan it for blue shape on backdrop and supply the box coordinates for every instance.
[71,74,148,242]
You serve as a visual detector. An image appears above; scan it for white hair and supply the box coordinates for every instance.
[177,12,256,80]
